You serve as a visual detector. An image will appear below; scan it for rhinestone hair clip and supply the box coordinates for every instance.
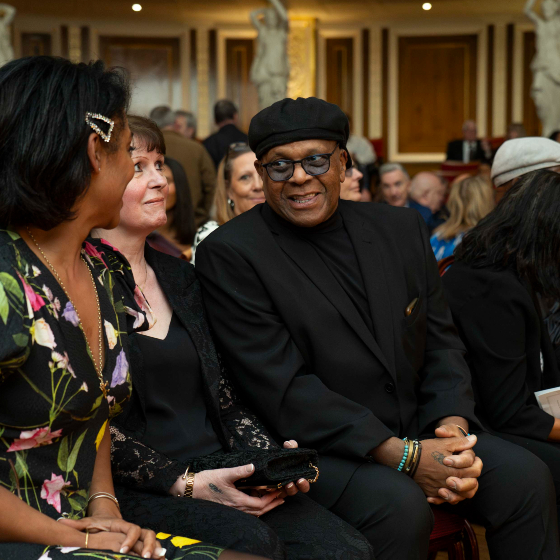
[85,112,115,142]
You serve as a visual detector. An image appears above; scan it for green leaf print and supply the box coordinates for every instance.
[68,495,87,512]
[0,281,8,324]
[66,430,87,472]
[12,333,29,347]
[57,436,69,472]
[0,272,23,304]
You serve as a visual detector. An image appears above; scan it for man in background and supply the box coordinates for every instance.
[409,172,449,232]
[203,100,249,168]
[379,163,433,225]
[446,120,492,163]
[150,105,216,227]
[174,109,197,140]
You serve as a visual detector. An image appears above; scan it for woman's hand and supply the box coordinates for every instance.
[277,440,310,497]
[192,463,285,517]
[58,516,165,558]
[414,431,482,505]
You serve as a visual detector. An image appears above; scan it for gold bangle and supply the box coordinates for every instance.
[85,529,89,549]
[404,440,418,475]
[183,468,195,498]
[455,424,469,437]
[88,492,120,510]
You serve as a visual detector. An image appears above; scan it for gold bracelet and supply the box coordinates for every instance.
[183,466,195,498]
[85,529,89,549]
[404,440,419,475]
[455,424,469,437]
[87,492,120,510]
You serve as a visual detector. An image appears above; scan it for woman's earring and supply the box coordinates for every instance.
[228,198,235,211]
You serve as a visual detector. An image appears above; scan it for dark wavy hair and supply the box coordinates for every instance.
[164,157,196,245]
[0,56,130,230]
[455,168,560,298]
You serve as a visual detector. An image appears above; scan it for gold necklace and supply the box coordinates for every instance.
[26,227,108,398]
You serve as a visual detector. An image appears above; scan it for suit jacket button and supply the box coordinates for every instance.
[385,383,395,393]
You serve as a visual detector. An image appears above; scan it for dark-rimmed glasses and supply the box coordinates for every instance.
[262,146,340,182]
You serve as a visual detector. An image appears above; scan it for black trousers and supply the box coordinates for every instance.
[315,432,559,560]
[117,488,375,560]
[492,431,560,535]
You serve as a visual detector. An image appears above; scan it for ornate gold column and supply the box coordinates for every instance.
[287,17,316,99]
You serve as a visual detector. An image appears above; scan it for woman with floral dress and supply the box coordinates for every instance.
[0,56,260,560]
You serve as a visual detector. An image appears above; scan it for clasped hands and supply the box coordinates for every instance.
[416,422,483,505]
[171,440,310,517]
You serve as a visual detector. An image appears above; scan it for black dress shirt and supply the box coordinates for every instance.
[203,124,249,169]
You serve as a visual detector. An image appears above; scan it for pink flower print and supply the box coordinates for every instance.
[16,272,45,312]
[110,349,129,387]
[51,351,75,377]
[7,426,63,452]
[62,301,80,327]
[132,286,156,328]
[83,241,108,268]
[41,473,70,514]
[100,238,121,253]
[125,306,145,330]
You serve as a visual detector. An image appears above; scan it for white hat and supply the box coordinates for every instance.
[492,137,560,187]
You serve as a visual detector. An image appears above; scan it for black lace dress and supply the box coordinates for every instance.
[96,240,374,560]
[0,232,224,560]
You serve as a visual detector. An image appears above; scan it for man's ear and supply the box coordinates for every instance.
[338,148,348,183]
[87,132,102,173]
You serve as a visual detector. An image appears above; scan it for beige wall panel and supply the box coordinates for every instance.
[397,35,478,154]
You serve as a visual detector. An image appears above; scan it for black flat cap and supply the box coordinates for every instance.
[248,97,353,169]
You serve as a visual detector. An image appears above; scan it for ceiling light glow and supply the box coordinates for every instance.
[132,3,142,11]
[422,2,432,9]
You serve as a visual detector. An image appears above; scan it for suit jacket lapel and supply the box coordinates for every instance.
[273,224,390,373]
[341,205,397,380]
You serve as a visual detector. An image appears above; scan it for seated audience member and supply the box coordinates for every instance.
[174,109,197,140]
[146,153,196,260]
[195,97,560,560]
[150,105,216,227]
[442,168,560,532]
[0,56,243,560]
[506,122,527,140]
[491,137,560,203]
[191,143,264,264]
[409,172,449,232]
[379,163,432,223]
[430,175,494,261]
[340,162,364,202]
[550,130,560,142]
[446,120,492,163]
[91,116,374,560]
[203,100,249,169]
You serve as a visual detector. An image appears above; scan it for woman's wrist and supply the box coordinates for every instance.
[170,474,187,497]
[87,498,122,519]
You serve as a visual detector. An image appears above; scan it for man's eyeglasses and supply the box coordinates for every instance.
[262,146,346,182]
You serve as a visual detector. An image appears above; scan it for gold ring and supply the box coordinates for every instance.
[85,529,90,549]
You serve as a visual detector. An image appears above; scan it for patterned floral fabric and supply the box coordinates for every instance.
[0,231,146,520]
[0,231,225,559]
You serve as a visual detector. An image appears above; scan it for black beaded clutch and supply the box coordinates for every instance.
[191,448,320,489]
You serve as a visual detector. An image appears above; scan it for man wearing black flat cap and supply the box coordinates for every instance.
[196,97,560,560]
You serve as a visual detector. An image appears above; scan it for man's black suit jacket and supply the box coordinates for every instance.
[202,124,249,169]
[196,200,478,506]
[446,139,490,163]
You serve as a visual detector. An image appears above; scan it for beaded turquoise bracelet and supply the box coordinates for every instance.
[397,438,410,472]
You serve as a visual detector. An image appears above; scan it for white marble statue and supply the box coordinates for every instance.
[250,0,290,110]
[0,3,15,68]
[525,0,560,136]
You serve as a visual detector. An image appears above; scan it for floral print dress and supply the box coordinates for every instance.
[0,231,224,560]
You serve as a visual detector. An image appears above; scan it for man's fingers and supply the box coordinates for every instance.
[437,488,466,504]
[451,434,477,453]
[443,449,476,468]
[427,496,446,505]
[435,424,461,438]
[446,476,478,494]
